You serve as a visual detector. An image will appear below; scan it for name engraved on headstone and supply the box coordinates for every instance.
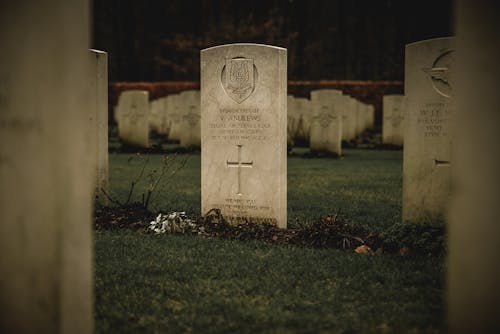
[416,102,452,138]
[208,108,271,142]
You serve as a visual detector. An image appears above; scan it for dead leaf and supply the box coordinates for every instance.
[354,245,372,254]
[399,246,409,255]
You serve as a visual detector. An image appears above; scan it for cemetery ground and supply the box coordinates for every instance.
[95,149,445,333]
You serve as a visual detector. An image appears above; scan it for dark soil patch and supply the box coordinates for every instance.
[94,206,445,256]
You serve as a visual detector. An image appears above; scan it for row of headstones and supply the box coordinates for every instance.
[287,92,375,155]
[115,87,375,155]
[114,89,201,149]
[200,37,454,227]
[200,45,377,227]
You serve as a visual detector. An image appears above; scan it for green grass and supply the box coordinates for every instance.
[288,149,403,230]
[108,149,402,230]
[96,149,445,333]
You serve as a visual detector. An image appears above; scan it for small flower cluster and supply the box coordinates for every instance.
[149,212,196,234]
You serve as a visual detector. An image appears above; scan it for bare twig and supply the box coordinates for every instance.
[125,154,149,205]
[144,155,170,210]
[100,187,123,206]
[149,154,189,207]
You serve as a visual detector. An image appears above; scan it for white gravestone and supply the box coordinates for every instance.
[158,95,173,137]
[179,90,201,148]
[341,95,355,141]
[165,93,182,142]
[0,1,93,332]
[449,2,500,332]
[286,95,300,147]
[295,97,311,144]
[201,44,287,228]
[382,94,405,145]
[88,49,109,204]
[309,89,343,155]
[116,90,150,148]
[367,104,375,129]
[403,37,455,223]
[355,100,365,136]
[157,96,170,136]
[149,98,163,133]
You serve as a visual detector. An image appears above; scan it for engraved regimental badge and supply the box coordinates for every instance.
[314,106,336,128]
[422,50,455,98]
[222,57,256,103]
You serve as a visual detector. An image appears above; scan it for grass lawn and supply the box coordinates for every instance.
[96,149,445,333]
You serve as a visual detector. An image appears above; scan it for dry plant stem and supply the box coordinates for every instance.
[149,154,189,207]
[125,154,149,205]
[143,156,169,210]
[100,187,123,206]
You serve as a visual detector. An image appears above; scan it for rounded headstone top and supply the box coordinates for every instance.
[201,43,286,53]
[405,36,455,48]
[89,49,107,54]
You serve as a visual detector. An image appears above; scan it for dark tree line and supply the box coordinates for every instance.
[93,0,453,82]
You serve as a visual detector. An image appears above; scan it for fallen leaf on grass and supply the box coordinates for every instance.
[354,245,372,254]
[399,246,409,255]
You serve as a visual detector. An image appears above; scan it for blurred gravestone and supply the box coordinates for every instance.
[0,1,93,332]
[367,104,375,129]
[116,90,149,148]
[382,94,405,146]
[88,49,109,204]
[295,97,311,145]
[355,100,365,136]
[179,90,201,148]
[309,89,343,156]
[449,1,500,332]
[157,96,170,136]
[201,43,287,228]
[165,93,182,142]
[403,37,455,223]
[286,95,299,147]
[149,98,163,134]
[342,95,356,141]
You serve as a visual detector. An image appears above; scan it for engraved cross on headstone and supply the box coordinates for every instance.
[434,158,451,166]
[128,102,139,124]
[313,105,336,128]
[183,105,199,126]
[226,144,253,196]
